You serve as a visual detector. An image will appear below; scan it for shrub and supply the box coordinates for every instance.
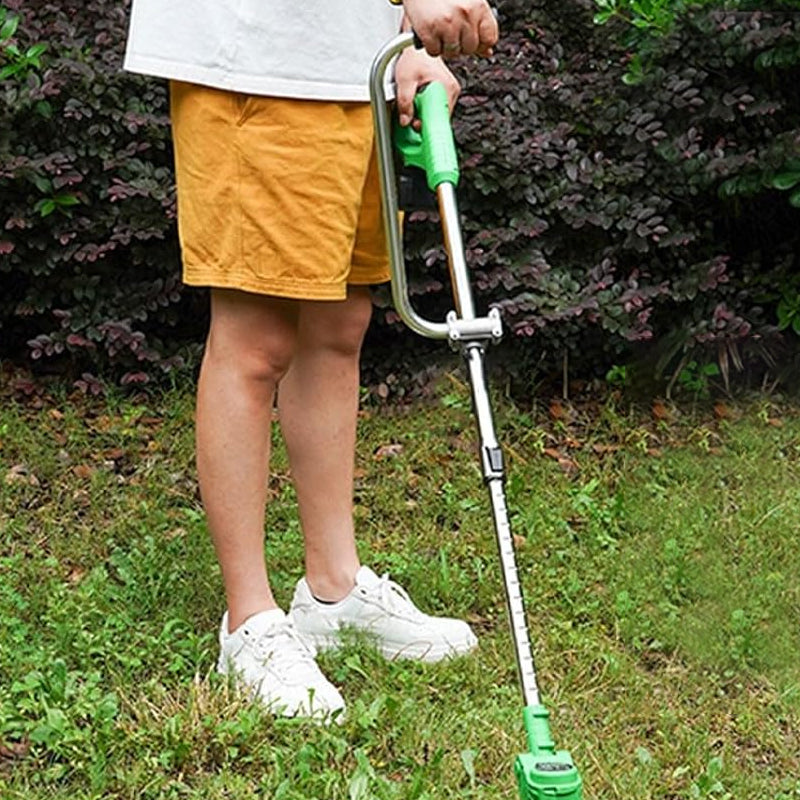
[393,0,800,391]
[0,0,199,385]
[1,0,799,393]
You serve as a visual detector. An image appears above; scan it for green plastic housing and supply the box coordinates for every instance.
[394,81,460,190]
[515,706,583,800]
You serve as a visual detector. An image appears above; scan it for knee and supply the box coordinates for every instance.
[333,293,373,354]
[204,320,298,386]
[207,332,297,385]
[309,290,373,356]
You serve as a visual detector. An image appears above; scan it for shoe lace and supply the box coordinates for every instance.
[252,621,318,678]
[373,573,427,621]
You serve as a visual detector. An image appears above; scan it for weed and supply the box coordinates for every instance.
[678,361,721,400]
[567,477,625,548]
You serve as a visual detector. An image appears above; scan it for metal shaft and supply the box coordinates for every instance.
[369,30,542,711]
[437,174,541,707]
[437,183,476,320]
[464,343,541,708]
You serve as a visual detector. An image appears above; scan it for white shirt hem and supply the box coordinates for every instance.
[124,53,394,102]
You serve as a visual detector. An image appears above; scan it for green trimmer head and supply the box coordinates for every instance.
[515,706,582,799]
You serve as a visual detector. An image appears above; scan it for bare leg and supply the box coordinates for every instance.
[276,286,373,602]
[196,288,299,632]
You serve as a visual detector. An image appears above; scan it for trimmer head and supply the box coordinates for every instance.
[515,750,582,800]
[515,706,583,800]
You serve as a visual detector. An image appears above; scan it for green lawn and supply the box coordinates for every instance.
[1,374,798,799]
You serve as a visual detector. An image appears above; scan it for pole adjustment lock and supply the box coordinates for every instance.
[446,308,503,343]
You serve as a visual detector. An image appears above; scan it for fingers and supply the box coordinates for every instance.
[416,22,444,58]
[395,48,461,122]
[405,0,499,58]
[459,21,480,57]
[442,41,461,58]
[475,9,499,57]
[441,72,461,113]
[395,78,418,127]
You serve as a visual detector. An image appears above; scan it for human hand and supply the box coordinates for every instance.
[394,47,460,129]
[401,0,498,58]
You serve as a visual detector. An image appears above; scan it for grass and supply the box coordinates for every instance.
[1,371,799,799]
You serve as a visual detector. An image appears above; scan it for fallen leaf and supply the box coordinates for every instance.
[48,408,64,420]
[713,402,732,420]
[544,448,578,472]
[0,737,30,762]
[513,534,526,548]
[72,464,95,479]
[373,443,404,459]
[651,401,672,421]
[4,465,39,487]
[548,400,571,422]
[72,489,90,506]
[767,418,783,428]
[67,566,86,584]
[90,415,113,433]
[592,444,622,455]
[647,448,663,458]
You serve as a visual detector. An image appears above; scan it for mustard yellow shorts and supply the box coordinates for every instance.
[169,81,390,300]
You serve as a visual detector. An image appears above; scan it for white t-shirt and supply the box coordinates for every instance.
[124,0,404,101]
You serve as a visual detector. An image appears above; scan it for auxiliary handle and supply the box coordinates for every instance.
[369,33,502,344]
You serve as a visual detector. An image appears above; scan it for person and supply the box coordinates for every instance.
[124,0,499,720]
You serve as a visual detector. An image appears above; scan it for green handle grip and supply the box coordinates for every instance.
[395,81,460,191]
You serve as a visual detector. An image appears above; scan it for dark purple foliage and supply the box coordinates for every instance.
[0,0,201,380]
[388,0,800,385]
[1,0,799,389]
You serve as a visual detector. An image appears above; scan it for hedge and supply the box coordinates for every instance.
[1,0,799,391]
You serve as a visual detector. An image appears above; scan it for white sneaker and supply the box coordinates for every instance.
[217,608,345,720]
[289,566,478,663]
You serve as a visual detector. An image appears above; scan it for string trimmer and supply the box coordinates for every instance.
[370,34,583,800]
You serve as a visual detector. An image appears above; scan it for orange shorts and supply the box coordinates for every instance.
[169,82,390,300]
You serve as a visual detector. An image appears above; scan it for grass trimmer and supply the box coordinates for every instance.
[370,35,583,800]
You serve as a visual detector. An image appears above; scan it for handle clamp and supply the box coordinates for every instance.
[447,308,503,344]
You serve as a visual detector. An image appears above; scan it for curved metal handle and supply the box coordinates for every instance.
[370,33,450,340]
